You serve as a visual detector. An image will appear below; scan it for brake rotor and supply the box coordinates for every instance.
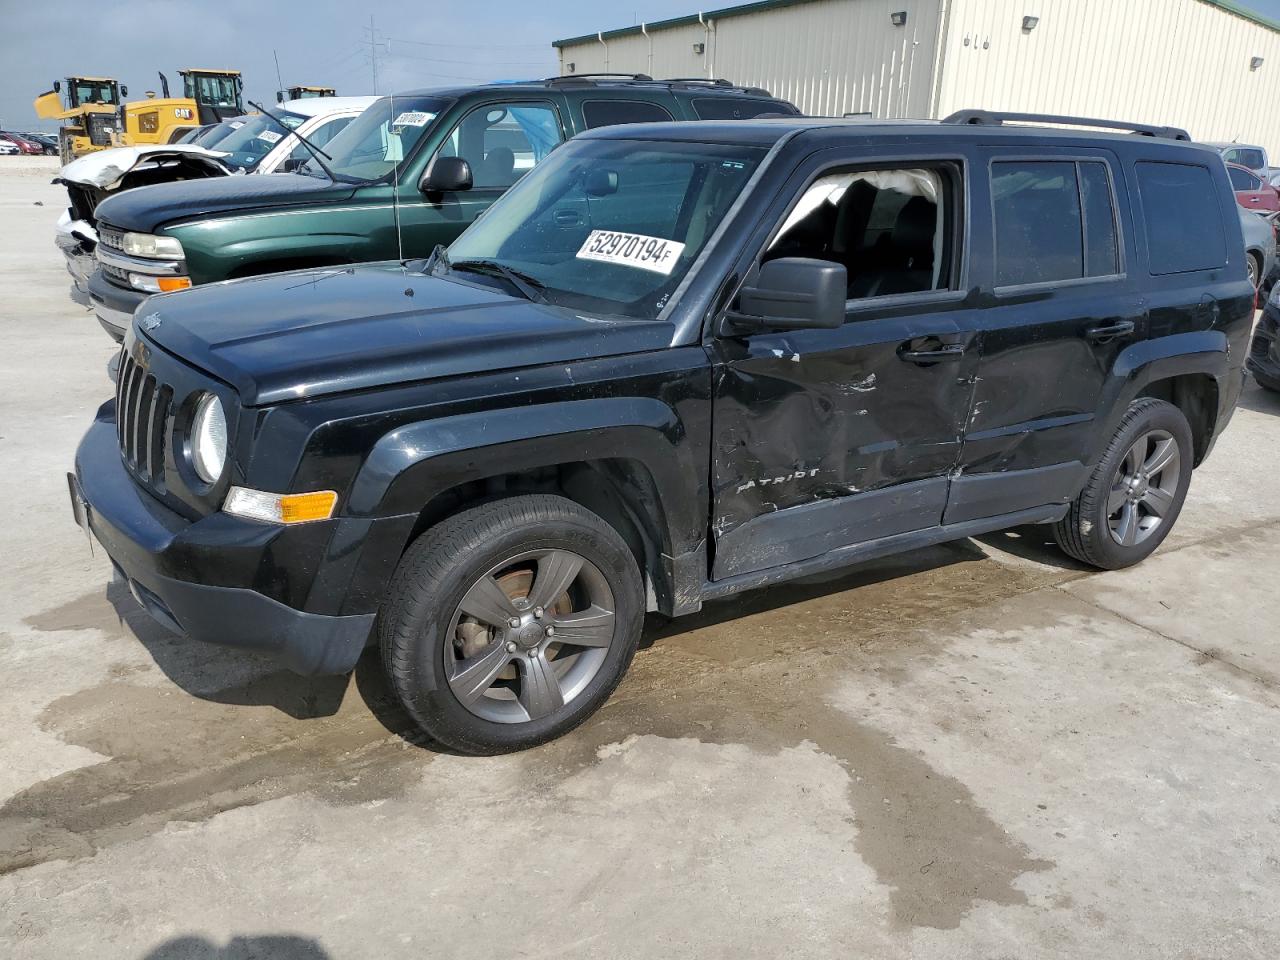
[454,566,573,679]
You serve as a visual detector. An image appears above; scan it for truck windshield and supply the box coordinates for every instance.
[442,138,767,319]
[72,81,117,106]
[186,74,241,109]
[214,112,305,171]
[301,96,448,182]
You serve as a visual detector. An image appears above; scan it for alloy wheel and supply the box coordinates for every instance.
[444,549,616,724]
[1107,429,1180,547]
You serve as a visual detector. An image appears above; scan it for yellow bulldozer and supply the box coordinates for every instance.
[35,69,245,164]
[32,77,126,164]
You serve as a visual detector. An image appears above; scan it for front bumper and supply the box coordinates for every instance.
[87,268,145,343]
[71,408,378,675]
[54,228,96,298]
[1247,301,1280,388]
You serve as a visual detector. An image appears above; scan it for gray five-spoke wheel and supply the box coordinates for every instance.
[1107,428,1180,547]
[444,549,616,724]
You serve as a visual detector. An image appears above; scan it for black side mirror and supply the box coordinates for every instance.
[120,85,128,98]
[420,156,473,193]
[725,257,847,332]
[53,80,61,93]
[281,156,305,173]
[276,91,284,104]
[583,168,618,197]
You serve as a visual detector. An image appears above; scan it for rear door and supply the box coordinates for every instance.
[952,148,1140,523]
[707,146,983,581]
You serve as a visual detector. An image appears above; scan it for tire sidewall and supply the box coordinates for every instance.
[1083,401,1194,568]
[394,504,643,752]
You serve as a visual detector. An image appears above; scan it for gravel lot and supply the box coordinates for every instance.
[2,159,1279,959]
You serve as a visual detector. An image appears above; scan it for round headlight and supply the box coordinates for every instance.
[190,392,227,483]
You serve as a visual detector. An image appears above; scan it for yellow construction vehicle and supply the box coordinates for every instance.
[33,77,127,164]
[279,85,336,102]
[120,69,245,146]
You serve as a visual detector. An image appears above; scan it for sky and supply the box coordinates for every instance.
[2,0,1280,131]
[0,0,703,132]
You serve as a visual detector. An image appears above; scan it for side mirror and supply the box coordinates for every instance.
[281,156,305,173]
[120,85,128,98]
[420,156,473,193]
[583,168,618,197]
[276,91,284,104]
[725,258,847,332]
[53,80,61,93]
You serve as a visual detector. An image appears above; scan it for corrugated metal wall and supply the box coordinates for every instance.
[556,0,943,118]
[936,0,1280,155]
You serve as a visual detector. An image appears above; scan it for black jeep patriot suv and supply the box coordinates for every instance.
[71,112,1252,754]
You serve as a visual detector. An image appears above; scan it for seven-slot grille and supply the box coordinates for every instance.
[98,224,124,252]
[115,349,173,487]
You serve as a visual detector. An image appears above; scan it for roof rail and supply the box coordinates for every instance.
[662,77,734,86]
[545,73,653,85]
[662,77,774,97]
[943,109,1191,142]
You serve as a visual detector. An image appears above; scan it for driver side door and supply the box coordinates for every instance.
[707,148,983,581]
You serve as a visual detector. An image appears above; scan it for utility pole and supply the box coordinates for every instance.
[365,15,379,95]
[273,49,285,101]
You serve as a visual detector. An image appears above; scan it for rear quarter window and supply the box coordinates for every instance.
[691,97,797,120]
[582,100,674,129]
[1136,161,1227,275]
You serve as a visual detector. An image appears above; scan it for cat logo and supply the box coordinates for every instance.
[174,108,194,120]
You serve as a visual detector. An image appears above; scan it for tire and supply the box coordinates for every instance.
[1247,252,1261,291]
[379,494,644,755]
[1254,369,1280,393]
[1054,398,1194,570]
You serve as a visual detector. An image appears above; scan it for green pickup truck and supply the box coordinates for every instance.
[87,75,799,340]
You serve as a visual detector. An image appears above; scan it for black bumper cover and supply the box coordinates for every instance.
[1247,301,1280,388]
[73,412,376,675]
[87,269,146,344]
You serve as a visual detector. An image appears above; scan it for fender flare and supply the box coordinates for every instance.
[1090,330,1230,465]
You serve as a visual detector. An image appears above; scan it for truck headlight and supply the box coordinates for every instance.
[122,232,184,259]
[189,392,227,483]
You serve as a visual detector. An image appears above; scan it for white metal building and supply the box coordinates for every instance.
[553,0,1280,155]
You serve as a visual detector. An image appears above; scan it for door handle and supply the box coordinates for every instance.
[897,342,968,364]
[1085,320,1135,343]
[552,209,582,226]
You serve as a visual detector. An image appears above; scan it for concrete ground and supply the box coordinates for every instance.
[2,162,1279,959]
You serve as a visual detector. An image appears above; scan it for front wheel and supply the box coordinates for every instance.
[380,495,644,755]
[1054,398,1193,569]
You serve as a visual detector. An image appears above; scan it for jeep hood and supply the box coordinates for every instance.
[56,144,232,189]
[136,262,674,405]
[93,172,357,233]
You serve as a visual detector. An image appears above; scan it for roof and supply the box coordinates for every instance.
[388,77,784,100]
[67,76,117,83]
[278,96,377,117]
[576,115,1220,151]
[181,69,242,76]
[552,0,1279,46]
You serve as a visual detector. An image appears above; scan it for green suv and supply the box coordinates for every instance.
[86,75,799,341]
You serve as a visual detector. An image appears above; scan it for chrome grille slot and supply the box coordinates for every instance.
[114,349,174,490]
[98,225,124,252]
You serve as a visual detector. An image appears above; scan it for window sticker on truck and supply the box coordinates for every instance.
[576,230,686,275]
[260,130,283,144]
[392,112,435,128]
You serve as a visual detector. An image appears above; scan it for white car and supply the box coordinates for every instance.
[0,137,20,156]
[53,97,376,297]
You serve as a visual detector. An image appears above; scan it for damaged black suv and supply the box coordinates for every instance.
[71,112,1252,753]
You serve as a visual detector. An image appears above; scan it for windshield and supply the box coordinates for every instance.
[214,111,303,171]
[444,138,767,319]
[301,95,447,182]
[185,74,241,109]
[192,117,244,148]
[71,81,117,106]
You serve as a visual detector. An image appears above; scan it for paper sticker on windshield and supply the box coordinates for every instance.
[392,111,434,128]
[259,130,283,144]
[576,230,685,275]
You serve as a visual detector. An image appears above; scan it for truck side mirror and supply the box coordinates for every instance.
[583,168,618,197]
[420,156,473,194]
[53,80,61,93]
[276,91,284,104]
[724,258,847,333]
[121,85,128,98]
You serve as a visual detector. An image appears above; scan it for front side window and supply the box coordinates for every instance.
[185,75,240,109]
[214,111,305,172]
[285,115,355,165]
[443,138,766,318]
[992,159,1120,287]
[1137,161,1226,275]
[436,102,563,190]
[582,100,674,129]
[1228,166,1262,191]
[302,95,449,183]
[767,166,955,300]
[1226,147,1266,171]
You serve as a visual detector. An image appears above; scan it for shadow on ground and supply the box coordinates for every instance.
[141,935,329,959]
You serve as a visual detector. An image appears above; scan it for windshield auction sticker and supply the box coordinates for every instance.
[392,111,435,127]
[576,230,686,275]
[259,130,283,144]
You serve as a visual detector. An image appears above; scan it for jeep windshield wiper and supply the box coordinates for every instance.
[449,259,548,304]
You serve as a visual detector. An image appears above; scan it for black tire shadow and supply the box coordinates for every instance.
[141,935,329,959]
[972,524,1094,572]
[106,579,350,721]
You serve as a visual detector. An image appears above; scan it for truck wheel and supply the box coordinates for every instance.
[380,495,644,755]
[1054,398,1193,570]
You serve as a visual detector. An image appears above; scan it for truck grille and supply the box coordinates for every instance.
[87,113,116,147]
[115,348,173,488]
[98,224,124,252]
